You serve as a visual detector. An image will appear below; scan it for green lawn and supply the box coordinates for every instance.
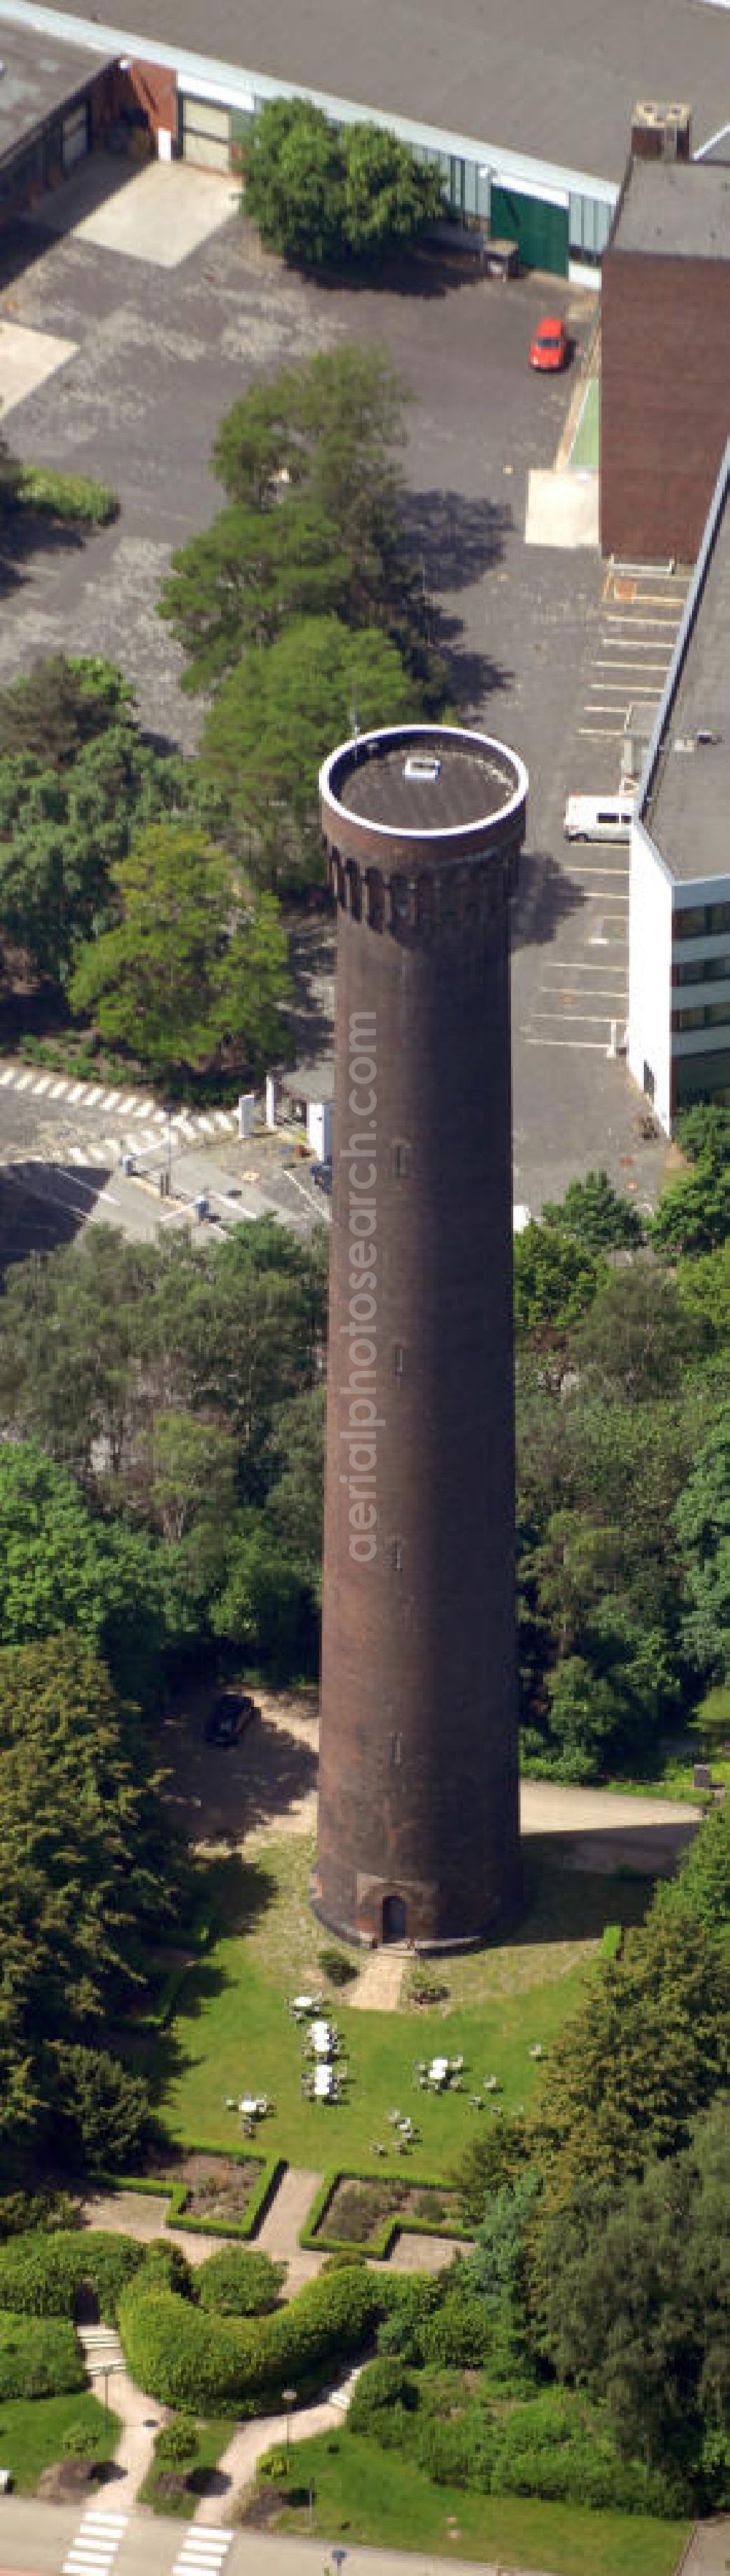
[269,2432,688,2576]
[0,2391,120,2492]
[139,2418,232,2517]
[155,1838,655,2181]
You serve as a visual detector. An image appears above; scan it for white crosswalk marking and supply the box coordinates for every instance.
[69,1145,86,1163]
[67,1082,86,1102]
[196,1115,218,1136]
[213,1109,234,1129]
[15,1070,35,1090]
[82,1085,105,1106]
[31,1073,54,1093]
[48,1078,69,1097]
[0,1065,16,1085]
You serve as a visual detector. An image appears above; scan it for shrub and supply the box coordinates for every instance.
[417,2408,495,2490]
[137,2241,194,2300]
[490,2396,680,2515]
[376,2275,442,2363]
[196,2248,285,2317]
[17,465,118,526]
[323,2182,401,2245]
[154,2415,198,2465]
[348,2357,418,2448]
[320,2251,368,2274]
[0,2229,142,2322]
[318,1946,357,1988]
[420,2292,494,2369]
[408,1967,449,2006]
[0,2191,77,2241]
[63,2420,101,2458]
[410,2190,446,2225]
[0,2311,86,2400]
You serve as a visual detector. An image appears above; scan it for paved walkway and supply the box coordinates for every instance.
[256,2166,326,2296]
[80,2188,231,2268]
[350,1949,406,2011]
[193,2389,346,2526]
[680,2523,730,2575]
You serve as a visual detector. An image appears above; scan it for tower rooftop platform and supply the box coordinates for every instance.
[320,725,527,860]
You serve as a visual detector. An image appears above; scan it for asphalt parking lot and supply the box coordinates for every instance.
[0,159,675,1230]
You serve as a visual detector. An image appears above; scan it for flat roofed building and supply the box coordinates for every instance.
[602,161,730,561]
[0,19,115,210]
[4,0,730,275]
[628,440,730,1132]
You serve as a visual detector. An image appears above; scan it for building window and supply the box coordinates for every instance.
[389,1538,404,1574]
[391,1141,411,1180]
[393,1343,404,1380]
[674,906,707,939]
[390,1731,403,1767]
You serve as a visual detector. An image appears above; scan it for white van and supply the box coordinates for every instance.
[564,792,635,843]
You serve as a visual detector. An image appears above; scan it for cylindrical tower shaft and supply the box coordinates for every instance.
[314,725,528,1949]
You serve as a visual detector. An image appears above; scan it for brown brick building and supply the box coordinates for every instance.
[601,161,730,564]
[314,725,527,1952]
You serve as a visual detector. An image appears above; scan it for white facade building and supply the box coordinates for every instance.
[628,440,730,1134]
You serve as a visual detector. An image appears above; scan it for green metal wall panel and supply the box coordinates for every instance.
[489,184,568,275]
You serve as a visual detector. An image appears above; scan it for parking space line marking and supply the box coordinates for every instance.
[524,1036,609,1050]
[539,985,626,998]
[577,725,625,738]
[584,677,659,694]
[532,1012,617,1025]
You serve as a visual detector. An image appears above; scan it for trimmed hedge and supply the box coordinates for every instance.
[300,2168,469,2257]
[0,2309,86,2399]
[16,465,118,526]
[0,2230,142,2323]
[118,2258,383,2415]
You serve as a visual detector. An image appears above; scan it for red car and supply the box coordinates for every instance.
[529,315,569,372]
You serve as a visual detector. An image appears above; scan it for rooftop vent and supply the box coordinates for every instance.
[675,730,722,753]
[403,753,441,783]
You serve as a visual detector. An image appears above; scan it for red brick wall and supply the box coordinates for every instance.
[600,246,730,562]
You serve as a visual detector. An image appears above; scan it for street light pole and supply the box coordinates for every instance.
[282,2386,296,2461]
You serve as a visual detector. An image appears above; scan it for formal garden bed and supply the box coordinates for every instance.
[303,2171,468,2255]
[104,2147,283,2241]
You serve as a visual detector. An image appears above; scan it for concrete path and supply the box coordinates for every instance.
[256,2167,325,2296]
[679,2523,730,2575]
[80,2187,231,2267]
[193,2392,344,2526]
[350,1949,406,2011]
[96,2363,168,2512]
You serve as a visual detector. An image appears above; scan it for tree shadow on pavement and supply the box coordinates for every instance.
[511,849,586,949]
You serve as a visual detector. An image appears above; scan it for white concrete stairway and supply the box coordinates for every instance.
[77,2322,125,2377]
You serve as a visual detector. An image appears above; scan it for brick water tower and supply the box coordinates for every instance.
[312,723,528,1950]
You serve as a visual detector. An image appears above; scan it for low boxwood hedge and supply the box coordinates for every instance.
[0,2309,86,2399]
[118,2256,383,2415]
[0,2229,142,2322]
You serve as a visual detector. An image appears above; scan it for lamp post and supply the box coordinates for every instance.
[282,2386,296,2461]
